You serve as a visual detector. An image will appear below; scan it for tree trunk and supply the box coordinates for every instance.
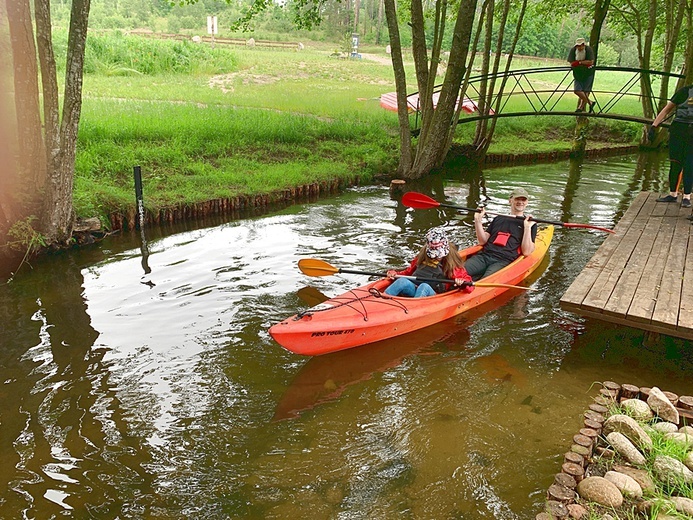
[659,0,686,102]
[353,0,360,33]
[0,3,16,230]
[35,0,60,186]
[376,0,383,44]
[383,0,413,176]
[480,0,528,157]
[684,1,693,86]
[589,0,611,61]
[445,0,489,157]
[5,0,45,193]
[640,0,658,115]
[406,0,478,177]
[473,0,494,147]
[40,0,91,245]
[410,0,432,136]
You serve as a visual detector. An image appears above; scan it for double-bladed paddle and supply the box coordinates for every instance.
[401,191,615,234]
[298,259,534,290]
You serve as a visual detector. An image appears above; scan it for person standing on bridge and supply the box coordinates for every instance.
[650,84,693,209]
[567,38,596,113]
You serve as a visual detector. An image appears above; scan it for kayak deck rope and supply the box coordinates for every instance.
[295,287,410,321]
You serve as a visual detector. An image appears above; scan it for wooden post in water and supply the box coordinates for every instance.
[389,179,406,199]
[134,165,145,230]
[570,116,588,157]
[134,165,152,276]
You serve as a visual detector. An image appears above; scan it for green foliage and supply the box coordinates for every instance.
[48,0,679,72]
[7,217,46,251]
[3,217,46,282]
[596,43,619,67]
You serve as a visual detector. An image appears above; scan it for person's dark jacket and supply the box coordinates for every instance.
[567,45,595,81]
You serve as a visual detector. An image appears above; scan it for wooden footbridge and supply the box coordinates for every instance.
[410,66,684,131]
[560,192,693,341]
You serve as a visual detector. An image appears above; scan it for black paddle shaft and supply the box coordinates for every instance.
[438,202,564,227]
[338,268,468,286]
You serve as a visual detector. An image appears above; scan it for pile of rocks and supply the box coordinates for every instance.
[537,382,693,519]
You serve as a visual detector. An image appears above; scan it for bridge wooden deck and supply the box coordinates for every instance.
[560,191,693,340]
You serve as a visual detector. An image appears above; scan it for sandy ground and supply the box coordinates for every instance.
[359,52,393,65]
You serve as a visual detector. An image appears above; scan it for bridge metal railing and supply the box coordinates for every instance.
[410,66,685,131]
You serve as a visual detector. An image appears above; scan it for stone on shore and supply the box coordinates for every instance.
[603,414,653,450]
[653,455,693,485]
[647,386,679,424]
[567,502,587,519]
[685,451,693,472]
[606,431,646,466]
[603,470,642,498]
[664,432,693,449]
[621,398,654,421]
[576,476,623,508]
[671,496,693,516]
[651,421,679,434]
[612,464,655,494]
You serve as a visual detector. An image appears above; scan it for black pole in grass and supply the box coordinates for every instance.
[134,165,152,278]
[134,165,145,230]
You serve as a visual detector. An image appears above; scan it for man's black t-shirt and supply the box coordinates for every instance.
[483,216,538,263]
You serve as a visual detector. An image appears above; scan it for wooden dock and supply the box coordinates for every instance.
[560,191,693,340]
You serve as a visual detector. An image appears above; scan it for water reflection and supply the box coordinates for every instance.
[274,260,547,422]
[0,151,690,519]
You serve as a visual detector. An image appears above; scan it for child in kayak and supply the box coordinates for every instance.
[384,227,473,297]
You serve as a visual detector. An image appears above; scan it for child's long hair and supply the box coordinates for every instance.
[413,242,466,278]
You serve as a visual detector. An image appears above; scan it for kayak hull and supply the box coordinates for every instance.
[270,226,553,355]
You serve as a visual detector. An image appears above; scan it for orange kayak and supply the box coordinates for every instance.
[270,226,553,356]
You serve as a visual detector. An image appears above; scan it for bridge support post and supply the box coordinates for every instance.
[570,116,589,157]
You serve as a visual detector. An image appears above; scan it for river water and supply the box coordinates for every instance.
[1,153,692,519]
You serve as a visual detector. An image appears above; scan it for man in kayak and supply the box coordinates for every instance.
[384,227,473,297]
[464,187,537,281]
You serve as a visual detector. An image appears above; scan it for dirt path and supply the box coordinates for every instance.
[359,53,393,66]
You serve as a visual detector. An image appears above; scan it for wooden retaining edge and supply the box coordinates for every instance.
[108,177,358,232]
[484,145,640,167]
[536,381,693,519]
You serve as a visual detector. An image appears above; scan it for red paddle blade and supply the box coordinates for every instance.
[401,192,440,209]
[562,223,615,234]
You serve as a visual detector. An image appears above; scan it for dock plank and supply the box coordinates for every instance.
[652,216,689,326]
[680,231,693,332]
[581,214,645,311]
[603,214,660,318]
[561,192,648,306]
[560,191,693,341]
[627,217,673,323]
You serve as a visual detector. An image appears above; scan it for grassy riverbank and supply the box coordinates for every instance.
[74,32,643,223]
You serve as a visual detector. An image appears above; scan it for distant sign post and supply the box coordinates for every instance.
[351,33,360,59]
[207,16,218,48]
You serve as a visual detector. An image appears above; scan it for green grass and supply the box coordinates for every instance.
[74,32,650,223]
[75,97,395,219]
